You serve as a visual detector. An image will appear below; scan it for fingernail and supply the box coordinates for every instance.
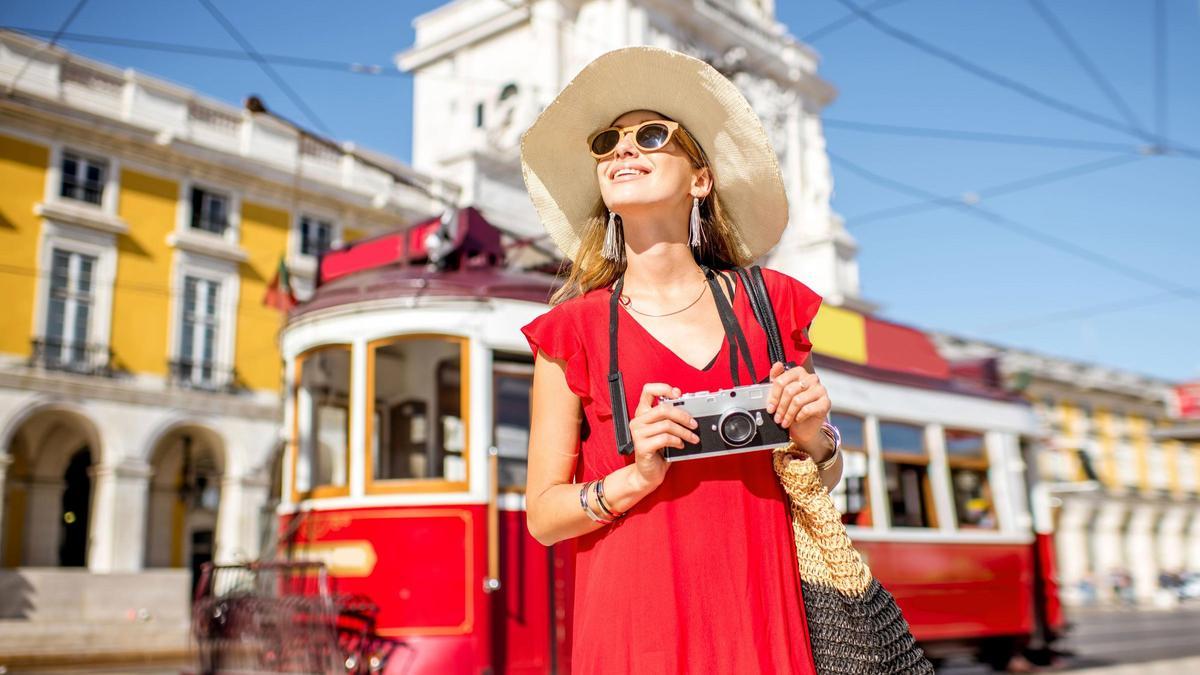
[766,404,775,414]
[690,419,698,429]
[691,435,700,443]
[774,414,781,424]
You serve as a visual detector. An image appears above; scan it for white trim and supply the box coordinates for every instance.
[167,249,241,389]
[33,200,128,235]
[32,220,118,361]
[43,142,122,216]
[926,422,957,533]
[166,228,249,263]
[174,177,243,246]
[846,527,1034,546]
[289,209,344,274]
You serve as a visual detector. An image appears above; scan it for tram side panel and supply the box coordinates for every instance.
[283,504,494,674]
[858,539,1035,647]
[496,508,574,674]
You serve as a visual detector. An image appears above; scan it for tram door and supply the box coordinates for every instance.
[492,357,571,673]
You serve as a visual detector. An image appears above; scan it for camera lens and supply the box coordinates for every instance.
[718,409,756,447]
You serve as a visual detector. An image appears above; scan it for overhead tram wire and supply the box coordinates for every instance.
[1,27,405,78]
[821,118,1140,153]
[827,0,1200,159]
[844,153,1145,226]
[1027,0,1146,135]
[976,290,1184,333]
[196,0,335,137]
[802,0,914,44]
[1154,0,1168,142]
[4,0,90,94]
[827,151,1200,303]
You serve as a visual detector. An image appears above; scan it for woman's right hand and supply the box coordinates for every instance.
[628,383,700,491]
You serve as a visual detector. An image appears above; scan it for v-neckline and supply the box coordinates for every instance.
[615,272,739,373]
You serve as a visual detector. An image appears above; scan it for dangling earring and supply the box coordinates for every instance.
[602,210,623,262]
[688,196,704,250]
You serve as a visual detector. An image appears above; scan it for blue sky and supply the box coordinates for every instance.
[2,0,1196,382]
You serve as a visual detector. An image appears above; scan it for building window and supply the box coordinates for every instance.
[43,248,96,366]
[830,412,870,526]
[59,151,107,205]
[293,346,352,498]
[299,216,335,257]
[190,187,230,235]
[880,421,937,528]
[366,335,469,491]
[176,276,220,385]
[494,359,533,491]
[944,428,996,529]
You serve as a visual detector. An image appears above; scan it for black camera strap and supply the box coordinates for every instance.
[736,266,794,370]
[609,276,635,456]
[608,268,758,455]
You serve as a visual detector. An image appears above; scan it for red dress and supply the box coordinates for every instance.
[522,268,823,675]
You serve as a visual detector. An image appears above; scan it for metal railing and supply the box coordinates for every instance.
[28,338,114,376]
[167,358,238,393]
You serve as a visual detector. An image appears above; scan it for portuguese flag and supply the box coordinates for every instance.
[263,257,297,312]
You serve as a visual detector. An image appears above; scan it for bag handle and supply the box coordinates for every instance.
[735,266,794,371]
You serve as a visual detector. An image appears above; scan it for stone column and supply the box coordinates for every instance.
[1125,502,1161,604]
[0,454,9,564]
[1187,509,1200,574]
[1055,497,1095,606]
[214,473,271,564]
[87,460,152,573]
[1092,498,1127,605]
[24,477,64,566]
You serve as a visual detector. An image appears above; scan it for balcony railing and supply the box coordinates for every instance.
[28,338,114,376]
[167,359,238,393]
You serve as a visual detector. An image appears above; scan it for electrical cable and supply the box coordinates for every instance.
[4,0,90,94]
[802,0,914,44]
[828,151,1200,303]
[196,0,335,137]
[1027,0,1146,135]
[822,117,1140,153]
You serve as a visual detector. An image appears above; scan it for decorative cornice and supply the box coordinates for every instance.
[34,200,129,235]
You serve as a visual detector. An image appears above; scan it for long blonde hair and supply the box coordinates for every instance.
[549,118,750,305]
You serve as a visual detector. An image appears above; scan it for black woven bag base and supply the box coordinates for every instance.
[801,578,935,674]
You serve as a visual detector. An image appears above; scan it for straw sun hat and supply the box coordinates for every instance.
[519,46,789,263]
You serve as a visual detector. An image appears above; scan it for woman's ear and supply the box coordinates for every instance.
[690,166,713,199]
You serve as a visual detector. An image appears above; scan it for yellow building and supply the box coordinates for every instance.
[0,30,451,662]
[933,332,1200,606]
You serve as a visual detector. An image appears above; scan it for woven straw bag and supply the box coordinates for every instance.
[773,445,934,674]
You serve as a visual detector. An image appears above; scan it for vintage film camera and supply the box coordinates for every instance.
[658,382,791,462]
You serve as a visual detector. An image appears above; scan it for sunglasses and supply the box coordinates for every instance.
[587,120,682,159]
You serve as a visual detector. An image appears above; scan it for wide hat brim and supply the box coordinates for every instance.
[520,46,789,263]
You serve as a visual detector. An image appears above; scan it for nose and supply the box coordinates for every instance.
[611,129,640,160]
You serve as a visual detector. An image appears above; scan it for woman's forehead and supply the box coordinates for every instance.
[610,109,669,126]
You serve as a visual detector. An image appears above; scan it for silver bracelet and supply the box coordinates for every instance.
[816,421,842,472]
[594,477,624,519]
[579,480,613,525]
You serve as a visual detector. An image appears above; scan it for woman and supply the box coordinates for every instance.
[520,47,842,674]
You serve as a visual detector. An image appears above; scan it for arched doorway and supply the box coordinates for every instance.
[144,426,224,594]
[1,406,101,568]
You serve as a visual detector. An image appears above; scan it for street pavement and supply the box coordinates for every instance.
[8,605,1200,674]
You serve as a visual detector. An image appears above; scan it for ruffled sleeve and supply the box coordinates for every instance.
[521,305,592,402]
[760,268,823,366]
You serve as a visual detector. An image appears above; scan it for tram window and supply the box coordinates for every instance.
[880,421,937,528]
[494,361,533,491]
[294,346,351,496]
[829,413,870,526]
[368,336,468,485]
[944,428,996,530]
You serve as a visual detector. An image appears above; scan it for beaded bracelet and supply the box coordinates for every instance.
[594,477,624,519]
[579,480,613,525]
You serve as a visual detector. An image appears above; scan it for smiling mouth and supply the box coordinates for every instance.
[612,168,649,181]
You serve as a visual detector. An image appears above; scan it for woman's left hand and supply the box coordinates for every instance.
[766,361,831,452]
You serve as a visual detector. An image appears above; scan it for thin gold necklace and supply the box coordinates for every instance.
[620,282,708,318]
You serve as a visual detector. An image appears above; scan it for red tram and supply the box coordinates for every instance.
[276,209,1063,673]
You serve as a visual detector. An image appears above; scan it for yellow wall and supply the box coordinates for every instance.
[1127,415,1150,491]
[1094,408,1117,487]
[811,305,867,364]
[236,201,288,391]
[0,134,48,357]
[111,170,177,376]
